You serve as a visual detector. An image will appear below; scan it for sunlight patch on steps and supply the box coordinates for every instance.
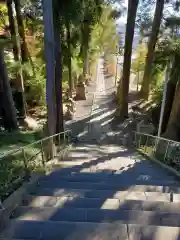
[29,196,55,207]
[91,104,100,110]
[55,196,77,207]
[89,109,115,123]
[100,117,114,126]
[100,199,120,210]
[28,196,77,208]
[77,130,88,138]
[91,107,105,114]
[100,145,126,151]
[113,191,147,201]
[65,222,128,240]
[52,189,86,198]
[18,207,57,221]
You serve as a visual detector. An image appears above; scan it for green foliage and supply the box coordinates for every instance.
[132,43,147,73]
[0,3,8,28]
[4,53,46,106]
[89,5,119,61]
[4,54,21,79]
[24,58,46,105]
[151,36,180,92]
[0,130,42,152]
[131,43,147,87]
[2,0,120,109]
[151,81,163,103]
[136,0,154,39]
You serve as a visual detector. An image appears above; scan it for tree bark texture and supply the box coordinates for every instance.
[163,81,180,141]
[0,49,18,131]
[7,0,26,117]
[53,4,64,134]
[116,0,139,119]
[14,0,29,62]
[66,20,73,95]
[140,0,165,99]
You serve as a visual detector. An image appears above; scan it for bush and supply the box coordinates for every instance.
[24,58,46,106]
[151,68,164,104]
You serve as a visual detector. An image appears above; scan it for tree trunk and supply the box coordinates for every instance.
[81,20,91,78]
[42,0,56,136]
[162,54,180,140]
[161,56,180,134]
[53,5,64,134]
[7,0,26,118]
[140,0,165,99]
[83,45,89,77]
[7,0,19,61]
[14,0,29,62]
[161,80,176,133]
[116,0,139,119]
[66,20,73,96]
[0,49,18,131]
[163,81,180,141]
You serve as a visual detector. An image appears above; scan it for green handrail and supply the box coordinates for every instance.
[0,130,72,201]
[133,131,180,170]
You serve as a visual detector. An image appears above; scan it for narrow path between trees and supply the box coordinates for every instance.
[1,59,180,240]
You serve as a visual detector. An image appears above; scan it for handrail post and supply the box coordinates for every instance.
[22,148,30,180]
[153,137,159,157]
[58,133,61,147]
[133,132,137,148]
[68,131,70,143]
[51,136,55,159]
[138,134,142,149]
[164,141,170,163]
[64,132,66,144]
[0,199,4,209]
[40,141,46,168]
[144,136,149,153]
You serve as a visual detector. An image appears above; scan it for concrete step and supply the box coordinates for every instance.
[33,180,180,193]
[11,206,180,227]
[29,187,180,200]
[23,195,180,211]
[39,173,178,184]
[1,220,180,240]
[23,196,121,209]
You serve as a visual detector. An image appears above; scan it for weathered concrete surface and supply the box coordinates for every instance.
[1,59,180,240]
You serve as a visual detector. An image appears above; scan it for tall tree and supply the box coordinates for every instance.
[140,0,165,99]
[65,19,73,95]
[14,0,29,62]
[136,0,153,43]
[0,49,18,131]
[7,0,19,62]
[53,1,64,134]
[163,80,180,141]
[80,0,102,78]
[116,0,139,119]
[42,0,56,136]
[60,0,80,96]
[7,0,26,117]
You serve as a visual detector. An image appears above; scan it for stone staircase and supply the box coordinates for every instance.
[1,144,180,239]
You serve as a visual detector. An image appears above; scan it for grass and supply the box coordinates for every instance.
[0,130,71,201]
[139,143,180,174]
[0,130,44,201]
[0,129,44,201]
[0,129,43,155]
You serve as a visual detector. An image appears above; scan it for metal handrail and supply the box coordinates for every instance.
[133,131,180,168]
[0,129,72,201]
[0,130,71,160]
[134,131,180,146]
[24,130,71,148]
